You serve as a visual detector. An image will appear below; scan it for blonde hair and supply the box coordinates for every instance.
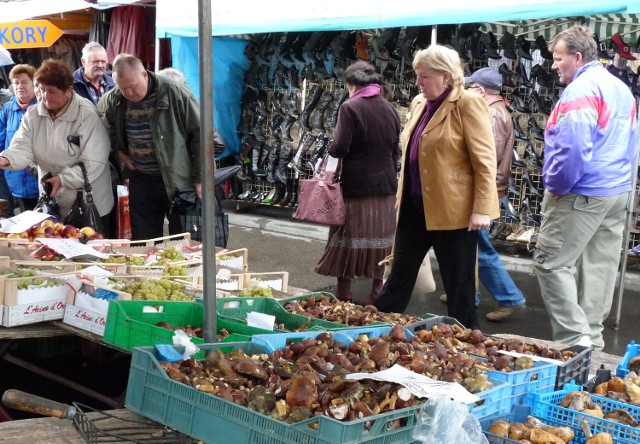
[412,45,465,88]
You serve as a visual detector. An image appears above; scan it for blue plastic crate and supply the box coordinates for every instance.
[126,342,423,444]
[480,405,583,444]
[616,340,639,378]
[332,325,414,344]
[487,359,557,407]
[529,381,640,444]
[251,330,342,354]
[468,378,514,420]
[404,315,465,334]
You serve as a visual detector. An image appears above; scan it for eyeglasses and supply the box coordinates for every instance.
[466,85,480,90]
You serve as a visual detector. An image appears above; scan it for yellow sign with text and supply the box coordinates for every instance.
[0,20,64,49]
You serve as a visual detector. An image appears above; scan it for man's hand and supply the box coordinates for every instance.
[46,176,62,197]
[117,151,136,171]
[0,157,9,167]
[194,183,202,199]
[468,213,491,231]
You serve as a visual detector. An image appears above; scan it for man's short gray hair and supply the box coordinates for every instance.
[158,68,188,85]
[112,53,145,76]
[82,42,107,60]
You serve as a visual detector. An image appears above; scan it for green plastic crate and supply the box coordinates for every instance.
[276,292,399,328]
[218,297,350,332]
[103,300,278,353]
[126,342,422,444]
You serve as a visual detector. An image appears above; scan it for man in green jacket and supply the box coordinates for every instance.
[98,53,201,240]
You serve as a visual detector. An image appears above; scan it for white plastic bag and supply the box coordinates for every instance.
[172,329,200,360]
[412,395,488,444]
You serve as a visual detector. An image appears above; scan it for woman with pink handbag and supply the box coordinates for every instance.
[314,61,401,303]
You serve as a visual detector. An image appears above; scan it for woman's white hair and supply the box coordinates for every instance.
[412,45,465,88]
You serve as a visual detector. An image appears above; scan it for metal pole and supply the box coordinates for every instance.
[431,25,437,46]
[154,37,160,73]
[198,0,217,343]
[613,98,640,328]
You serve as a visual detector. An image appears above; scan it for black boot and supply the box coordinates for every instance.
[517,62,531,87]
[523,170,543,198]
[265,141,281,183]
[288,131,316,174]
[502,198,520,223]
[325,89,349,129]
[396,27,419,59]
[269,114,286,141]
[524,143,543,168]
[513,116,529,141]
[450,35,470,62]
[527,116,545,141]
[512,149,526,168]
[283,90,298,116]
[482,31,501,60]
[470,30,486,60]
[311,90,333,132]
[287,178,300,207]
[500,32,518,60]
[271,181,287,206]
[498,63,515,76]
[275,142,293,184]
[512,94,531,114]
[279,115,297,142]
[250,139,266,179]
[330,31,349,60]
[306,133,330,172]
[297,85,323,130]
[517,36,533,60]
[535,35,553,60]
[251,113,267,141]
[279,177,294,206]
[530,90,551,115]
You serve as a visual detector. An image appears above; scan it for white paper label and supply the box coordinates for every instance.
[346,364,480,404]
[247,311,275,331]
[79,265,114,277]
[0,211,50,234]
[496,350,564,365]
[37,238,108,259]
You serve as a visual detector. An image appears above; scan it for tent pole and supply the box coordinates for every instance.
[613,98,640,328]
[154,37,160,73]
[431,25,437,46]
[198,0,217,343]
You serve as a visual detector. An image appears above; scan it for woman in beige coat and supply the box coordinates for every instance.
[0,59,114,234]
[373,45,499,329]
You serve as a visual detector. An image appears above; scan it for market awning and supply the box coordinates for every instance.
[482,14,640,43]
[156,0,640,37]
[0,0,148,23]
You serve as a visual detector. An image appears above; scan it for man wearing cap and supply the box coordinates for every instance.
[464,67,526,321]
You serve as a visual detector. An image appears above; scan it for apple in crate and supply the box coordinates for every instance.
[80,226,96,239]
[61,225,77,238]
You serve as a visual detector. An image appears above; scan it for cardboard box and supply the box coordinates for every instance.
[62,290,112,336]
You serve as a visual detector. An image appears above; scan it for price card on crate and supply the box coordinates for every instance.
[346,364,480,404]
[0,211,49,233]
[37,238,108,259]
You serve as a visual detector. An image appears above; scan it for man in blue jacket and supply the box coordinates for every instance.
[73,42,115,106]
[0,64,39,215]
[534,26,637,351]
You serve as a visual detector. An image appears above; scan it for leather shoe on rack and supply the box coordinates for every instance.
[524,143,543,168]
[513,116,529,141]
[496,224,514,241]
[486,304,525,322]
[512,149,527,168]
[502,199,521,224]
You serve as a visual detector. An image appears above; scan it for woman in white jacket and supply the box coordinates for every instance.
[0,59,114,233]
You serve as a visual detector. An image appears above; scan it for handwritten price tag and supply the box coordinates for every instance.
[37,238,108,259]
[346,364,480,404]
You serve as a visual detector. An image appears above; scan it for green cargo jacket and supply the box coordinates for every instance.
[98,71,201,199]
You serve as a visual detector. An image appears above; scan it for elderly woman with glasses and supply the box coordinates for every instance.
[372,45,499,329]
[0,59,114,234]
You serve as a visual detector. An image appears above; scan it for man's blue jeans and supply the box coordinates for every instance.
[478,228,526,307]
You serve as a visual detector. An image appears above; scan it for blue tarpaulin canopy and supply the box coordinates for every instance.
[156,0,640,37]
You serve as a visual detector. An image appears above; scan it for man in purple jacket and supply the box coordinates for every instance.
[534,25,637,351]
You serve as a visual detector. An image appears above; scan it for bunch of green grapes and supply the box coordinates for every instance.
[156,246,186,264]
[163,265,187,276]
[17,278,59,289]
[128,256,146,266]
[100,256,127,264]
[124,278,193,301]
[238,287,273,298]
[217,254,232,261]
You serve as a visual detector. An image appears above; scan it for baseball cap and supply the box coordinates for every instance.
[464,68,502,90]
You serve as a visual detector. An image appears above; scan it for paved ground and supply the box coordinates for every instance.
[224,204,640,358]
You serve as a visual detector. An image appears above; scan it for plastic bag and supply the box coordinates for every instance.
[412,395,488,444]
[172,329,200,360]
[116,185,131,239]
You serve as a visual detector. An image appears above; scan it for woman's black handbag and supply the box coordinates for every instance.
[63,163,104,234]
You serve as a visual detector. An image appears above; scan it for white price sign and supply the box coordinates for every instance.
[37,238,108,259]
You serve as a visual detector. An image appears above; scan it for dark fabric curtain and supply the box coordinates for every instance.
[107,5,155,68]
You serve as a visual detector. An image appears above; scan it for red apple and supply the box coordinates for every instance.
[61,225,77,238]
[44,227,56,238]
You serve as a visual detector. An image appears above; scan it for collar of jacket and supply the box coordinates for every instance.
[407,83,465,137]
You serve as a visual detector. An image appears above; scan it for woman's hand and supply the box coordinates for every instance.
[468,213,491,231]
[194,183,202,199]
[0,157,9,168]
[46,176,62,197]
